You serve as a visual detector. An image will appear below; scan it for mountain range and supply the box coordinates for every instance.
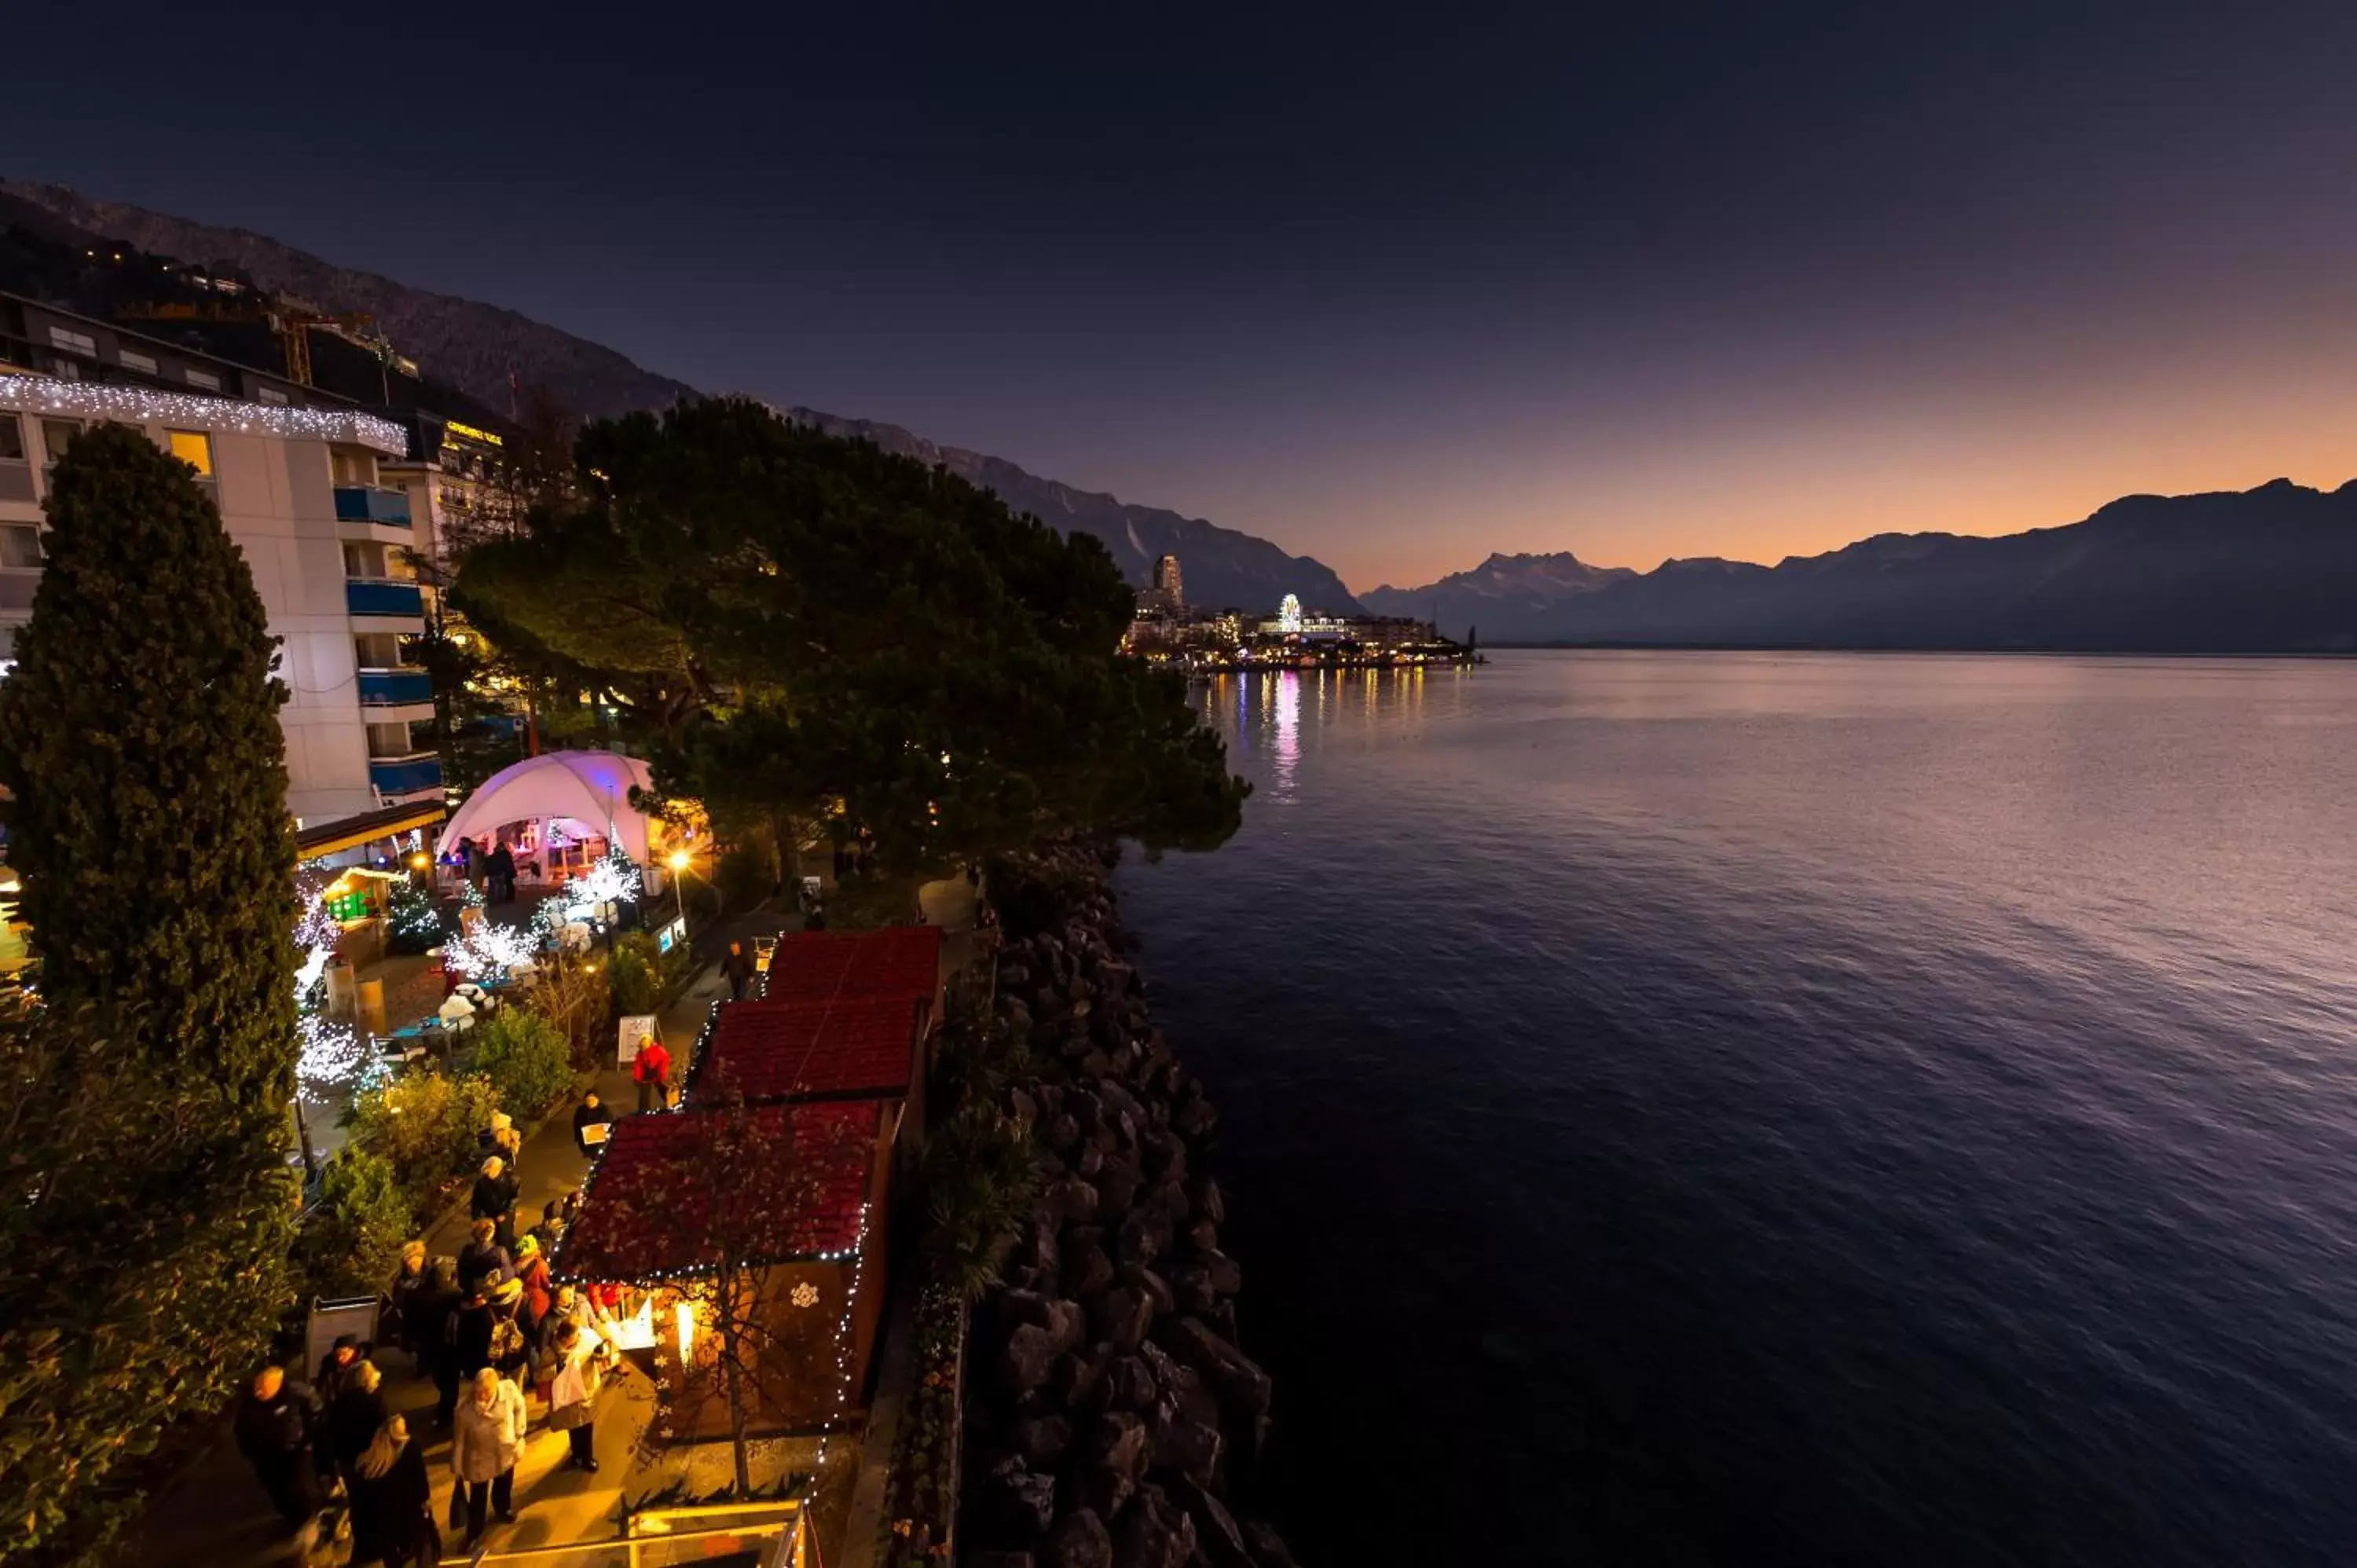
[1369,481,2357,652]
[0,179,1360,614]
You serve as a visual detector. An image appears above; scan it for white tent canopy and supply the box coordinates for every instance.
[434,750,662,865]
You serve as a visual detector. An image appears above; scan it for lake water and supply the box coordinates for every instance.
[1113,651,2357,1566]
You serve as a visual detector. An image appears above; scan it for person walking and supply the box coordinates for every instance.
[450,1367,526,1550]
[511,1233,555,1329]
[234,1365,319,1531]
[721,940,754,1002]
[346,1415,436,1568]
[484,841,515,904]
[544,1319,614,1472]
[632,1031,673,1114]
[328,1358,390,1484]
[312,1334,369,1482]
[486,1276,533,1387]
[412,1256,461,1407]
[445,1282,495,1427]
[456,1218,512,1297]
[386,1240,431,1373]
[571,1089,614,1155]
[471,1155,519,1245]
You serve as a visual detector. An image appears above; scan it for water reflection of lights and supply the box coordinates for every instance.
[1272,672,1299,800]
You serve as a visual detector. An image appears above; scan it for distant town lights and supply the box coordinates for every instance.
[0,374,409,456]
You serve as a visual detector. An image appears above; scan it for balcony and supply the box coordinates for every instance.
[333,486,412,526]
[368,753,443,797]
[357,669,434,705]
[345,579,423,618]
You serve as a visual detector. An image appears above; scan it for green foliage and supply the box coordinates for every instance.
[386,877,446,954]
[522,952,611,1069]
[470,1007,574,1121]
[0,1003,299,1563]
[346,1069,499,1200]
[0,427,302,1560]
[608,930,694,1017]
[0,422,298,1096]
[301,1148,415,1299]
[713,841,772,912]
[918,1105,1042,1303]
[452,399,1248,870]
[878,1288,966,1566]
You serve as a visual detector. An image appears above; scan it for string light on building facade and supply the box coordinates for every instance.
[0,376,408,455]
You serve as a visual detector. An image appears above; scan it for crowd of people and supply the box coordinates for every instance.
[236,1089,644,1561]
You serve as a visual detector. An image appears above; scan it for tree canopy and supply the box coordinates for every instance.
[0,423,299,1562]
[453,399,1246,869]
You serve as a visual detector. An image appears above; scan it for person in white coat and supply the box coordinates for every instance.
[449,1366,526,1549]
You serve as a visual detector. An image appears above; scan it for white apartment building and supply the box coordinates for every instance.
[0,374,445,826]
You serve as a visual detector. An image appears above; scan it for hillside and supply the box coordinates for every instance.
[1383,480,2357,652]
[0,179,1354,610]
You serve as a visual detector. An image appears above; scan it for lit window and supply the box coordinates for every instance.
[167,430,214,478]
[257,386,290,406]
[117,350,158,375]
[46,326,96,357]
[0,526,42,570]
[39,419,81,466]
[185,368,220,391]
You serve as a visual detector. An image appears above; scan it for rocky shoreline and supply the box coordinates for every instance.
[962,842,1299,1568]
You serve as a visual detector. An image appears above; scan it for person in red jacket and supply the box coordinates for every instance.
[632,1035,673,1114]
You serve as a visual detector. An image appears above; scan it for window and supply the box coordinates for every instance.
[256,386,290,405]
[330,449,374,486]
[0,415,22,462]
[354,632,402,669]
[0,526,42,570]
[117,349,158,375]
[46,326,96,357]
[366,721,420,758]
[165,430,214,478]
[184,368,220,391]
[343,541,377,580]
[39,419,81,466]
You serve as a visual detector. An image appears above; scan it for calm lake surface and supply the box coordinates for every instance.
[1113,651,2357,1566]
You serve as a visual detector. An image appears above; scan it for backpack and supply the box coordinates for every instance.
[488,1317,525,1364]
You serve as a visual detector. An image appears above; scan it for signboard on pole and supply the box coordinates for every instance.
[618,1013,659,1066]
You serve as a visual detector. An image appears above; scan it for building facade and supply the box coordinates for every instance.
[0,374,444,822]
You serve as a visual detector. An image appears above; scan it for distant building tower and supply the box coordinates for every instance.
[1153,554,1184,610]
[1277,593,1303,635]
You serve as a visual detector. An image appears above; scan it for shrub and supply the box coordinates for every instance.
[609,929,695,1017]
[346,1068,497,1200]
[302,1148,415,1298]
[470,1007,574,1122]
[524,952,611,1069]
[919,1105,1042,1302]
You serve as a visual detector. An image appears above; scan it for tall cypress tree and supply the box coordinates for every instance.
[0,423,299,1560]
[0,422,298,1097]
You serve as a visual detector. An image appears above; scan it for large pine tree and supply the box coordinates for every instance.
[0,422,298,1095]
[0,423,300,1561]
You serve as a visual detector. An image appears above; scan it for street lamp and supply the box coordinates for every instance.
[668,848,695,944]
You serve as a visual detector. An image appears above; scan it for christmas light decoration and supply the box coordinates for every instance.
[296,1013,372,1088]
[0,375,408,455]
[445,919,538,980]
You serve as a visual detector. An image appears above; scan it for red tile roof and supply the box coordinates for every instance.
[554,1101,875,1283]
[760,926,941,1004]
[691,993,921,1103]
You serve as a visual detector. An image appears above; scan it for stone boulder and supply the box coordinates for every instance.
[1112,1489,1197,1568]
[980,1456,1058,1538]
[1043,1508,1114,1568]
[1091,1286,1154,1351]
[1243,1520,1301,1568]
[999,1324,1061,1394]
[1170,1478,1255,1568]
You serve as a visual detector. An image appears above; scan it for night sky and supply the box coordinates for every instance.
[13,3,2357,589]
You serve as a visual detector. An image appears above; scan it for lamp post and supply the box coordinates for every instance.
[669,848,695,946]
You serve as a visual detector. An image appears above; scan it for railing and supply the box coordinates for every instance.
[346,578,424,617]
[334,485,412,526]
[368,753,442,795]
[357,668,434,705]
[440,1499,806,1566]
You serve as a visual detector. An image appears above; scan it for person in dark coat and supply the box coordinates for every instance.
[328,1359,390,1483]
[571,1090,614,1156]
[311,1334,370,1479]
[445,1284,495,1427]
[485,841,515,903]
[386,1241,430,1372]
[470,1156,518,1236]
[410,1257,461,1400]
[234,1365,319,1529]
[346,1414,435,1568]
[720,940,754,1001]
[456,1218,511,1298]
